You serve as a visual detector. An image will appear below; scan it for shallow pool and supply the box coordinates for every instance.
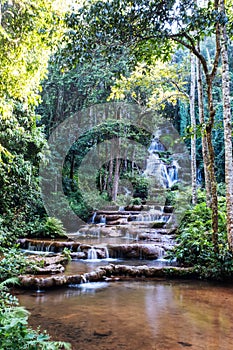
[17,279,233,350]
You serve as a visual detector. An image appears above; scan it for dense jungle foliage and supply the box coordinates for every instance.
[0,0,233,348]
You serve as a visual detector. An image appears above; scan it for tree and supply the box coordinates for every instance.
[219,0,233,250]
[196,44,212,207]
[108,59,189,109]
[63,0,223,250]
[170,1,221,251]
[39,47,131,135]
[0,0,64,234]
[190,52,197,205]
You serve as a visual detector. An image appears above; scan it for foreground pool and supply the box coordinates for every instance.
[17,279,233,350]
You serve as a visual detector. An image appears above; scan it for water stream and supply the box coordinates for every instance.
[17,280,233,350]
[16,135,199,349]
[145,137,178,189]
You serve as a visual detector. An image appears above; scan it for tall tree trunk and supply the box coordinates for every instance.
[220,0,233,251]
[190,52,197,205]
[103,144,109,192]
[201,0,220,252]
[196,46,212,207]
[112,138,121,201]
[205,75,219,252]
[107,148,114,198]
[69,151,75,180]
[171,0,220,250]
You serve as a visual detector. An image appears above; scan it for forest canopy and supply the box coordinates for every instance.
[0,0,233,262]
[1,1,233,348]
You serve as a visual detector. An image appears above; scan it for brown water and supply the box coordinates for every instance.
[64,259,175,275]
[17,279,233,350]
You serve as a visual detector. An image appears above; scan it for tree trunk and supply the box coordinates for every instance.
[197,0,220,251]
[205,75,219,252]
[190,52,197,205]
[69,151,75,180]
[103,144,109,192]
[112,138,121,201]
[172,0,221,250]
[220,0,233,251]
[200,0,220,252]
[196,46,212,207]
[107,148,114,198]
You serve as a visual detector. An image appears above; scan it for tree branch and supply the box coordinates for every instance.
[171,32,209,78]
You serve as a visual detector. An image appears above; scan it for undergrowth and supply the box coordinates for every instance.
[0,233,71,350]
[169,193,233,281]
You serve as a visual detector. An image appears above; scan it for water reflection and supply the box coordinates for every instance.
[64,259,175,276]
[18,280,233,350]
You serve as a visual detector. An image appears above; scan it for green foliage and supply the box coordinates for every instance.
[130,197,142,205]
[108,60,188,108]
[0,278,20,309]
[70,199,92,223]
[59,120,151,218]
[40,48,131,135]
[0,0,65,239]
[63,0,176,66]
[0,105,47,238]
[217,182,226,196]
[131,176,149,200]
[0,247,71,350]
[36,217,67,239]
[0,247,29,281]
[165,190,177,206]
[62,247,72,262]
[0,0,63,104]
[170,198,233,280]
[0,304,71,350]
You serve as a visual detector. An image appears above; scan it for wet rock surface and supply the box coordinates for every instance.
[19,263,197,289]
[26,253,69,274]
[17,203,182,289]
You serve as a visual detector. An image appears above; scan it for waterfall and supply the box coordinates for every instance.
[145,153,160,175]
[46,243,54,253]
[160,164,178,188]
[156,246,165,258]
[135,213,170,222]
[145,138,179,189]
[104,247,109,259]
[87,247,98,260]
[148,138,165,153]
[118,206,125,212]
[99,215,106,224]
[81,274,87,283]
[124,232,134,240]
[123,187,131,196]
[90,212,97,224]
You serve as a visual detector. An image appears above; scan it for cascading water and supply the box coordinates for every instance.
[145,137,178,188]
[156,246,165,258]
[90,212,97,224]
[87,246,110,260]
[99,215,106,224]
[87,247,98,260]
[118,206,125,212]
[104,246,109,259]
[89,212,106,225]
[148,138,165,152]
[135,213,169,223]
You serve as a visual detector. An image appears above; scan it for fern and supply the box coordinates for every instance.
[0,277,19,289]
